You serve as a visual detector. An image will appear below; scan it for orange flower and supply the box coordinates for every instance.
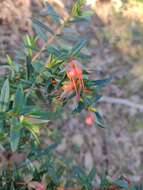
[62,81,75,93]
[66,59,84,99]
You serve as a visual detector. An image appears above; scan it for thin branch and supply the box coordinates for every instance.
[100,96,143,112]
[32,24,63,62]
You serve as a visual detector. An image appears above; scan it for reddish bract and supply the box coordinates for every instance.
[28,181,45,190]
[36,183,45,190]
[62,81,75,93]
[66,59,84,99]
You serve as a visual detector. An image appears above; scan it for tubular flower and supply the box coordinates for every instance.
[66,59,84,99]
[62,81,75,93]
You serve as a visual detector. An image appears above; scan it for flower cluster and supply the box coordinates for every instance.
[62,59,84,99]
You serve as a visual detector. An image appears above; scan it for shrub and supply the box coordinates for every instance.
[0,1,130,190]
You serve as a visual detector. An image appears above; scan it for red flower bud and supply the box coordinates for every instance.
[85,115,94,126]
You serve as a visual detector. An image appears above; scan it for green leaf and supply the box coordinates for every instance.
[25,159,36,173]
[29,110,60,120]
[95,112,106,128]
[32,61,44,73]
[26,56,34,80]
[47,45,61,55]
[72,100,85,113]
[0,119,4,133]
[57,34,81,42]
[33,144,57,158]
[7,55,20,75]
[73,166,87,185]
[82,10,93,17]
[10,117,21,152]
[20,105,38,115]
[71,0,86,17]
[7,55,13,66]
[32,21,48,41]
[86,77,112,88]
[69,38,87,56]
[95,95,102,104]
[88,166,96,181]
[32,17,54,35]
[113,180,128,189]
[20,118,40,144]
[100,175,110,189]
[0,112,5,133]
[69,16,90,23]
[13,85,25,114]
[40,2,62,23]
[25,35,32,47]
[24,35,34,57]
[0,79,10,112]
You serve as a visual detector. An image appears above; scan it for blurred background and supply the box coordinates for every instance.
[0,0,143,184]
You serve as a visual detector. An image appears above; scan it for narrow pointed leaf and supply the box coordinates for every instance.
[20,118,40,144]
[70,38,87,56]
[113,180,128,189]
[40,2,62,23]
[0,119,4,133]
[32,18,54,35]
[88,166,96,181]
[32,22,48,41]
[95,112,106,128]
[10,117,21,152]
[0,79,10,112]
[86,77,112,88]
[13,85,25,114]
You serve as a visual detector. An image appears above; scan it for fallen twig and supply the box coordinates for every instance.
[100,96,143,112]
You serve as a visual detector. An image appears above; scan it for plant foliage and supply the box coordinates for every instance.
[0,1,120,190]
